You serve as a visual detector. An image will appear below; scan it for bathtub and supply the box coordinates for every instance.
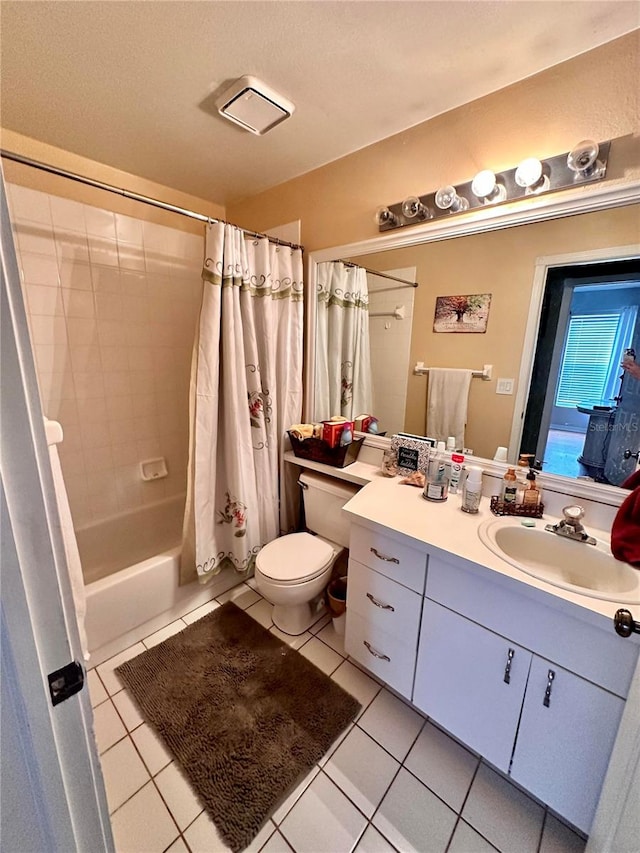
[80,495,239,664]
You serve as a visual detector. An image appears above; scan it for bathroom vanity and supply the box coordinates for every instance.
[339,474,640,835]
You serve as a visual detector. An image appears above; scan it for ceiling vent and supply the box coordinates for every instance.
[215,76,295,135]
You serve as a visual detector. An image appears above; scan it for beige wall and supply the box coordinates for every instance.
[1,128,225,233]
[227,32,640,252]
[350,205,640,458]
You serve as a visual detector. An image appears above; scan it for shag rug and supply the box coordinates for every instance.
[115,601,361,852]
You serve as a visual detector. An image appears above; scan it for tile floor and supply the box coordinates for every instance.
[88,581,587,853]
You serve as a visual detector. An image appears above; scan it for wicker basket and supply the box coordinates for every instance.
[287,433,364,468]
[490,496,544,518]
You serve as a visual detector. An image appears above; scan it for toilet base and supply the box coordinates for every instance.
[272,601,326,636]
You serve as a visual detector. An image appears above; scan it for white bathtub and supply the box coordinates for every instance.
[81,496,239,664]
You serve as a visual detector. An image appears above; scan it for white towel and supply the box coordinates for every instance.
[426,368,473,449]
[45,418,89,661]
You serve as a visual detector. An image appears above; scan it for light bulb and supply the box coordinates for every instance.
[515,158,550,194]
[567,140,603,179]
[401,196,431,220]
[434,185,469,213]
[374,206,398,227]
[471,170,507,204]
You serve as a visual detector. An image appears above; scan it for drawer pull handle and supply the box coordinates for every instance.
[363,641,390,662]
[503,648,515,684]
[543,669,555,707]
[370,547,399,564]
[367,593,395,612]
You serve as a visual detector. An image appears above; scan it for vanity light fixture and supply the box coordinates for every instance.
[471,170,507,205]
[374,206,399,227]
[515,157,550,195]
[434,185,469,213]
[567,139,605,180]
[401,196,432,220]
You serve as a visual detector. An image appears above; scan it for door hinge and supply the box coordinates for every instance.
[48,660,85,706]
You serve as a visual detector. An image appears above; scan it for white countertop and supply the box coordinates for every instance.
[284,450,639,633]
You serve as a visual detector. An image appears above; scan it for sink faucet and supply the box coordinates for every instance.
[545,505,597,545]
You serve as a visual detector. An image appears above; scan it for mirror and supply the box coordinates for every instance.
[308,188,640,491]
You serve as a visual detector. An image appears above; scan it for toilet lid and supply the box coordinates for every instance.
[257,532,334,583]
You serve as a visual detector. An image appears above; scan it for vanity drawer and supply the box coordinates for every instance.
[347,559,422,643]
[349,524,427,593]
[345,610,417,699]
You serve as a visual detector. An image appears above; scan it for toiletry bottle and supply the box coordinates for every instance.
[423,442,449,502]
[501,467,518,504]
[446,436,456,452]
[461,466,483,513]
[522,468,542,506]
[449,451,465,494]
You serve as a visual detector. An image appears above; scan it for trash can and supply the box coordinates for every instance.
[326,576,348,635]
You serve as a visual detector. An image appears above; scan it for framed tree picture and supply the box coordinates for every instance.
[433,293,492,333]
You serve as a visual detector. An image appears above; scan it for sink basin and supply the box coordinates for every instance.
[478,516,640,603]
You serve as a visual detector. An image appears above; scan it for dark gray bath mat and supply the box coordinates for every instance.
[115,601,361,851]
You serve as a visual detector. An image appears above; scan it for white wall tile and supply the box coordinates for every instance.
[84,206,116,239]
[50,196,87,233]
[11,186,52,224]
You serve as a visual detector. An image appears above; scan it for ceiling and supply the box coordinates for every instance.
[1,1,638,206]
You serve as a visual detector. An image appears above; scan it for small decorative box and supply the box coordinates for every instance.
[322,420,354,449]
[391,433,436,475]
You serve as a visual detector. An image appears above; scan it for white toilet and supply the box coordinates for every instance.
[255,470,359,635]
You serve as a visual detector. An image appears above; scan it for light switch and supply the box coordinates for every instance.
[496,378,514,395]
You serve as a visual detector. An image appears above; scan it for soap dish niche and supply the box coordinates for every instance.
[140,457,168,481]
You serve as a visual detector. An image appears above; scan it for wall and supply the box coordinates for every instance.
[227,32,640,252]
[7,182,204,529]
[348,205,640,458]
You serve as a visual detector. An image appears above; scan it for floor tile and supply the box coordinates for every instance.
[404,722,478,812]
[111,688,144,732]
[448,819,498,853]
[272,766,320,825]
[260,828,294,852]
[540,813,587,852]
[309,612,332,634]
[216,582,261,610]
[92,698,127,754]
[358,689,424,761]
[316,620,346,655]
[324,727,399,818]
[373,767,457,853]
[143,618,187,648]
[96,642,146,695]
[245,575,259,590]
[244,819,277,852]
[331,660,381,718]
[318,723,355,768]
[110,780,179,853]
[183,809,232,852]
[298,636,343,674]
[166,838,190,853]
[246,598,274,629]
[462,764,545,853]
[354,824,398,853]
[270,625,312,649]
[100,736,150,813]
[155,762,203,830]
[279,772,367,853]
[131,723,173,776]
[182,599,221,625]
[87,668,108,707]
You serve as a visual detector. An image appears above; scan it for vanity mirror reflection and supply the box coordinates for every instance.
[307,186,640,492]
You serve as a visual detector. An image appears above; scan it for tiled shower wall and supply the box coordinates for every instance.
[7,183,204,529]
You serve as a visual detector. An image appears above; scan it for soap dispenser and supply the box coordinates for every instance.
[522,468,542,506]
[501,467,518,504]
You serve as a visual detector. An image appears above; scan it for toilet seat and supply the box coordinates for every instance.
[256,532,334,585]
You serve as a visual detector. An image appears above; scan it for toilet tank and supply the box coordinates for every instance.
[300,470,360,548]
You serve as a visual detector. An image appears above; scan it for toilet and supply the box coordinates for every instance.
[255,470,359,635]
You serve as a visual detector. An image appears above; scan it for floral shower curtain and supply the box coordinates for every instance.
[315,261,372,420]
[180,222,304,585]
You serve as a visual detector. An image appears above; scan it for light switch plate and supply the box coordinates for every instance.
[496,378,514,395]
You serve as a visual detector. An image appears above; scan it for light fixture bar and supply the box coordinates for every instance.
[377,140,611,232]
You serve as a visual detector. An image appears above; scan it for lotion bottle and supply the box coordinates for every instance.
[461,466,483,513]
[500,467,518,504]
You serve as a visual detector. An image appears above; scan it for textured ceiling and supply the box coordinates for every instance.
[1,1,638,204]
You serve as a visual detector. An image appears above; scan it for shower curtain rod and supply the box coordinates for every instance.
[0,149,304,251]
[339,260,418,289]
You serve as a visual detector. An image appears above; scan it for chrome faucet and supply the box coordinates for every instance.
[545,505,597,545]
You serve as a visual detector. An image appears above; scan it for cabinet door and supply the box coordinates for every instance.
[414,600,532,772]
[510,656,625,835]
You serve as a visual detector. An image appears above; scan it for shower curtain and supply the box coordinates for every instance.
[315,261,372,421]
[181,222,304,585]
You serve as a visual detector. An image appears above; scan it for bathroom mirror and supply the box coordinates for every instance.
[307,182,640,492]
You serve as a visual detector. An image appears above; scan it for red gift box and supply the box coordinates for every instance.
[322,419,354,448]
